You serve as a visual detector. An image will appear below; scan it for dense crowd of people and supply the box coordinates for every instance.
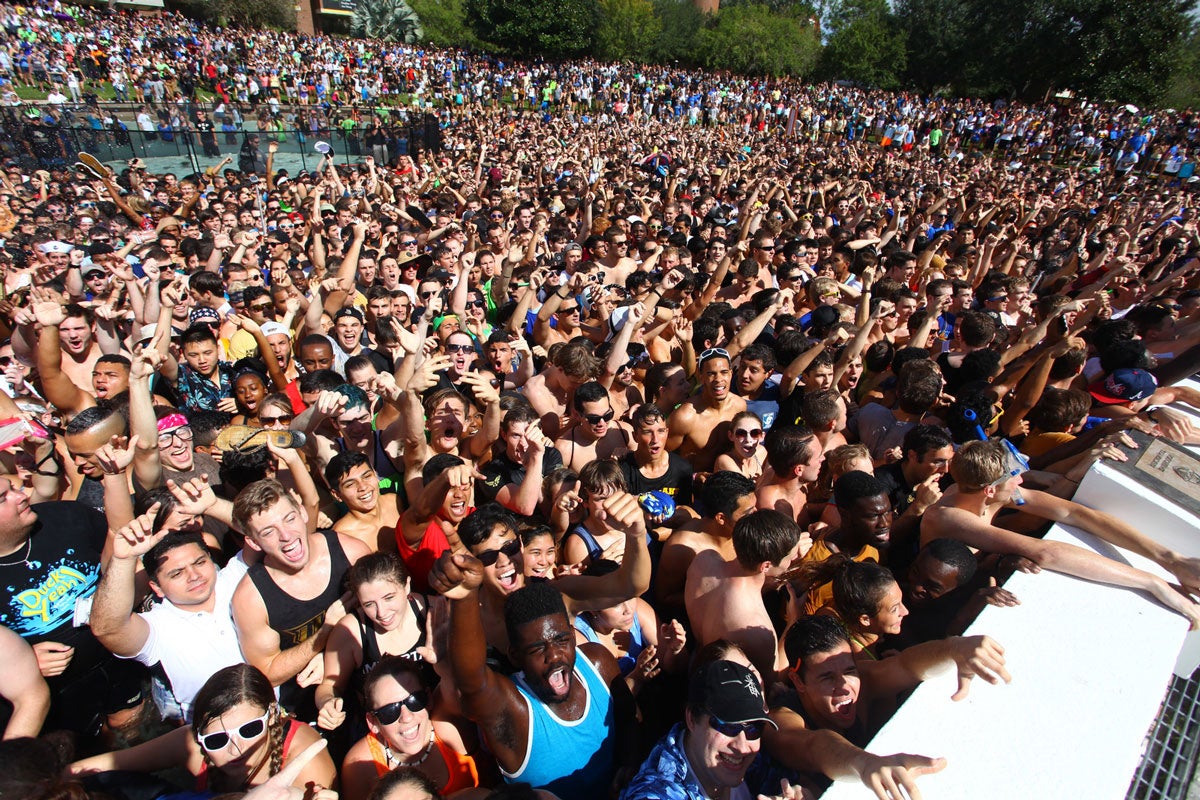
[1,2,1200,800]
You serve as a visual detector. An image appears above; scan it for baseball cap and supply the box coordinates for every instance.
[189,306,222,327]
[137,323,158,343]
[260,321,289,339]
[563,242,583,253]
[81,262,106,277]
[332,307,364,323]
[688,660,776,728]
[1088,368,1158,405]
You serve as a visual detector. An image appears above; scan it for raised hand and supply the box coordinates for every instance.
[95,434,140,476]
[316,696,345,731]
[428,550,485,600]
[240,739,336,800]
[314,389,349,419]
[950,635,1011,702]
[597,490,647,538]
[459,370,500,407]
[166,475,218,516]
[111,501,168,561]
[407,354,452,393]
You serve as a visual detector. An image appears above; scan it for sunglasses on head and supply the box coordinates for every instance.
[699,347,730,365]
[477,538,520,567]
[708,716,766,741]
[371,690,431,725]
[196,711,271,752]
[584,409,615,425]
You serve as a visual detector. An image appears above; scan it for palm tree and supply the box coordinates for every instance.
[351,0,425,41]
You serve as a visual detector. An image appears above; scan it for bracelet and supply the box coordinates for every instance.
[648,287,663,296]
[34,451,61,477]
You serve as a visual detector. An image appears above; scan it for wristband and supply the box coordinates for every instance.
[1146,406,1162,424]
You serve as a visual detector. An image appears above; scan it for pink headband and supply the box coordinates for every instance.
[156,413,189,433]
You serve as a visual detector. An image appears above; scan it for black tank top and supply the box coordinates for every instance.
[248,529,350,649]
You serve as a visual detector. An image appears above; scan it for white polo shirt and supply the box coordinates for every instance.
[128,555,249,722]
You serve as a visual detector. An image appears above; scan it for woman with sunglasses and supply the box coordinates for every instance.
[70,664,335,794]
[317,552,441,735]
[341,656,489,800]
[714,411,767,481]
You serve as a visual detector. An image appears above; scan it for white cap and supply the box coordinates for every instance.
[138,323,157,342]
[260,321,289,339]
[38,241,73,254]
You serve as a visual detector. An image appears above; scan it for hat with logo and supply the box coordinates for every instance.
[688,660,777,728]
[1087,368,1158,405]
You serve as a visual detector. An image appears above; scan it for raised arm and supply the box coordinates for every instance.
[427,551,528,770]
[90,503,165,659]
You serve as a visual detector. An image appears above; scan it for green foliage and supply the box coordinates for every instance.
[696,4,821,77]
[595,0,663,62]
[170,0,294,29]
[351,0,424,41]
[819,0,906,89]
[898,0,1196,104]
[1162,26,1200,110]
[408,0,480,47]
[648,0,705,64]
[466,0,599,57]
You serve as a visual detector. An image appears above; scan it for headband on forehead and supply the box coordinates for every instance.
[156,413,189,433]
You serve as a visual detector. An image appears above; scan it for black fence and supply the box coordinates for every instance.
[0,105,442,174]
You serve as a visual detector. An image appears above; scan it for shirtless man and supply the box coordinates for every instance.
[685,509,806,682]
[766,615,1009,799]
[668,349,747,472]
[555,382,632,472]
[656,471,757,609]
[326,452,401,553]
[802,389,849,454]
[535,273,590,348]
[29,298,110,410]
[922,440,1200,626]
[524,340,599,440]
[757,424,824,522]
[230,479,371,713]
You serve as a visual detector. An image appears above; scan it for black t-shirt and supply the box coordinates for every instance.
[0,502,111,684]
[875,462,915,515]
[617,451,694,508]
[478,447,565,506]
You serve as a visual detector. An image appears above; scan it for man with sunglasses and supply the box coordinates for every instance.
[763,615,1009,799]
[622,659,776,800]
[554,381,632,473]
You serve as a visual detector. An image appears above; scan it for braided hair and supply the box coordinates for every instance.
[192,664,286,790]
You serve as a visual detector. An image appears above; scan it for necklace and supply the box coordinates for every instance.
[0,538,33,569]
[385,729,436,768]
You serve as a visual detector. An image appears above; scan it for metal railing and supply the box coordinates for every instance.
[1127,669,1200,800]
[0,105,441,174]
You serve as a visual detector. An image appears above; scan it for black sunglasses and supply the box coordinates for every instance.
[583,409,615,425]
[477,538,520,567]
[371,690,431,725]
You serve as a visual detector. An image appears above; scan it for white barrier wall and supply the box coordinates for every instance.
[822,454,1200,800]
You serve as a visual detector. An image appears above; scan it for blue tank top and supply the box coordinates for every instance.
[503,650,615,800]
[574,611,646,676]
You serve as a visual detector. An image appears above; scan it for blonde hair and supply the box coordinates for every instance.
[950,440,1006,492]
